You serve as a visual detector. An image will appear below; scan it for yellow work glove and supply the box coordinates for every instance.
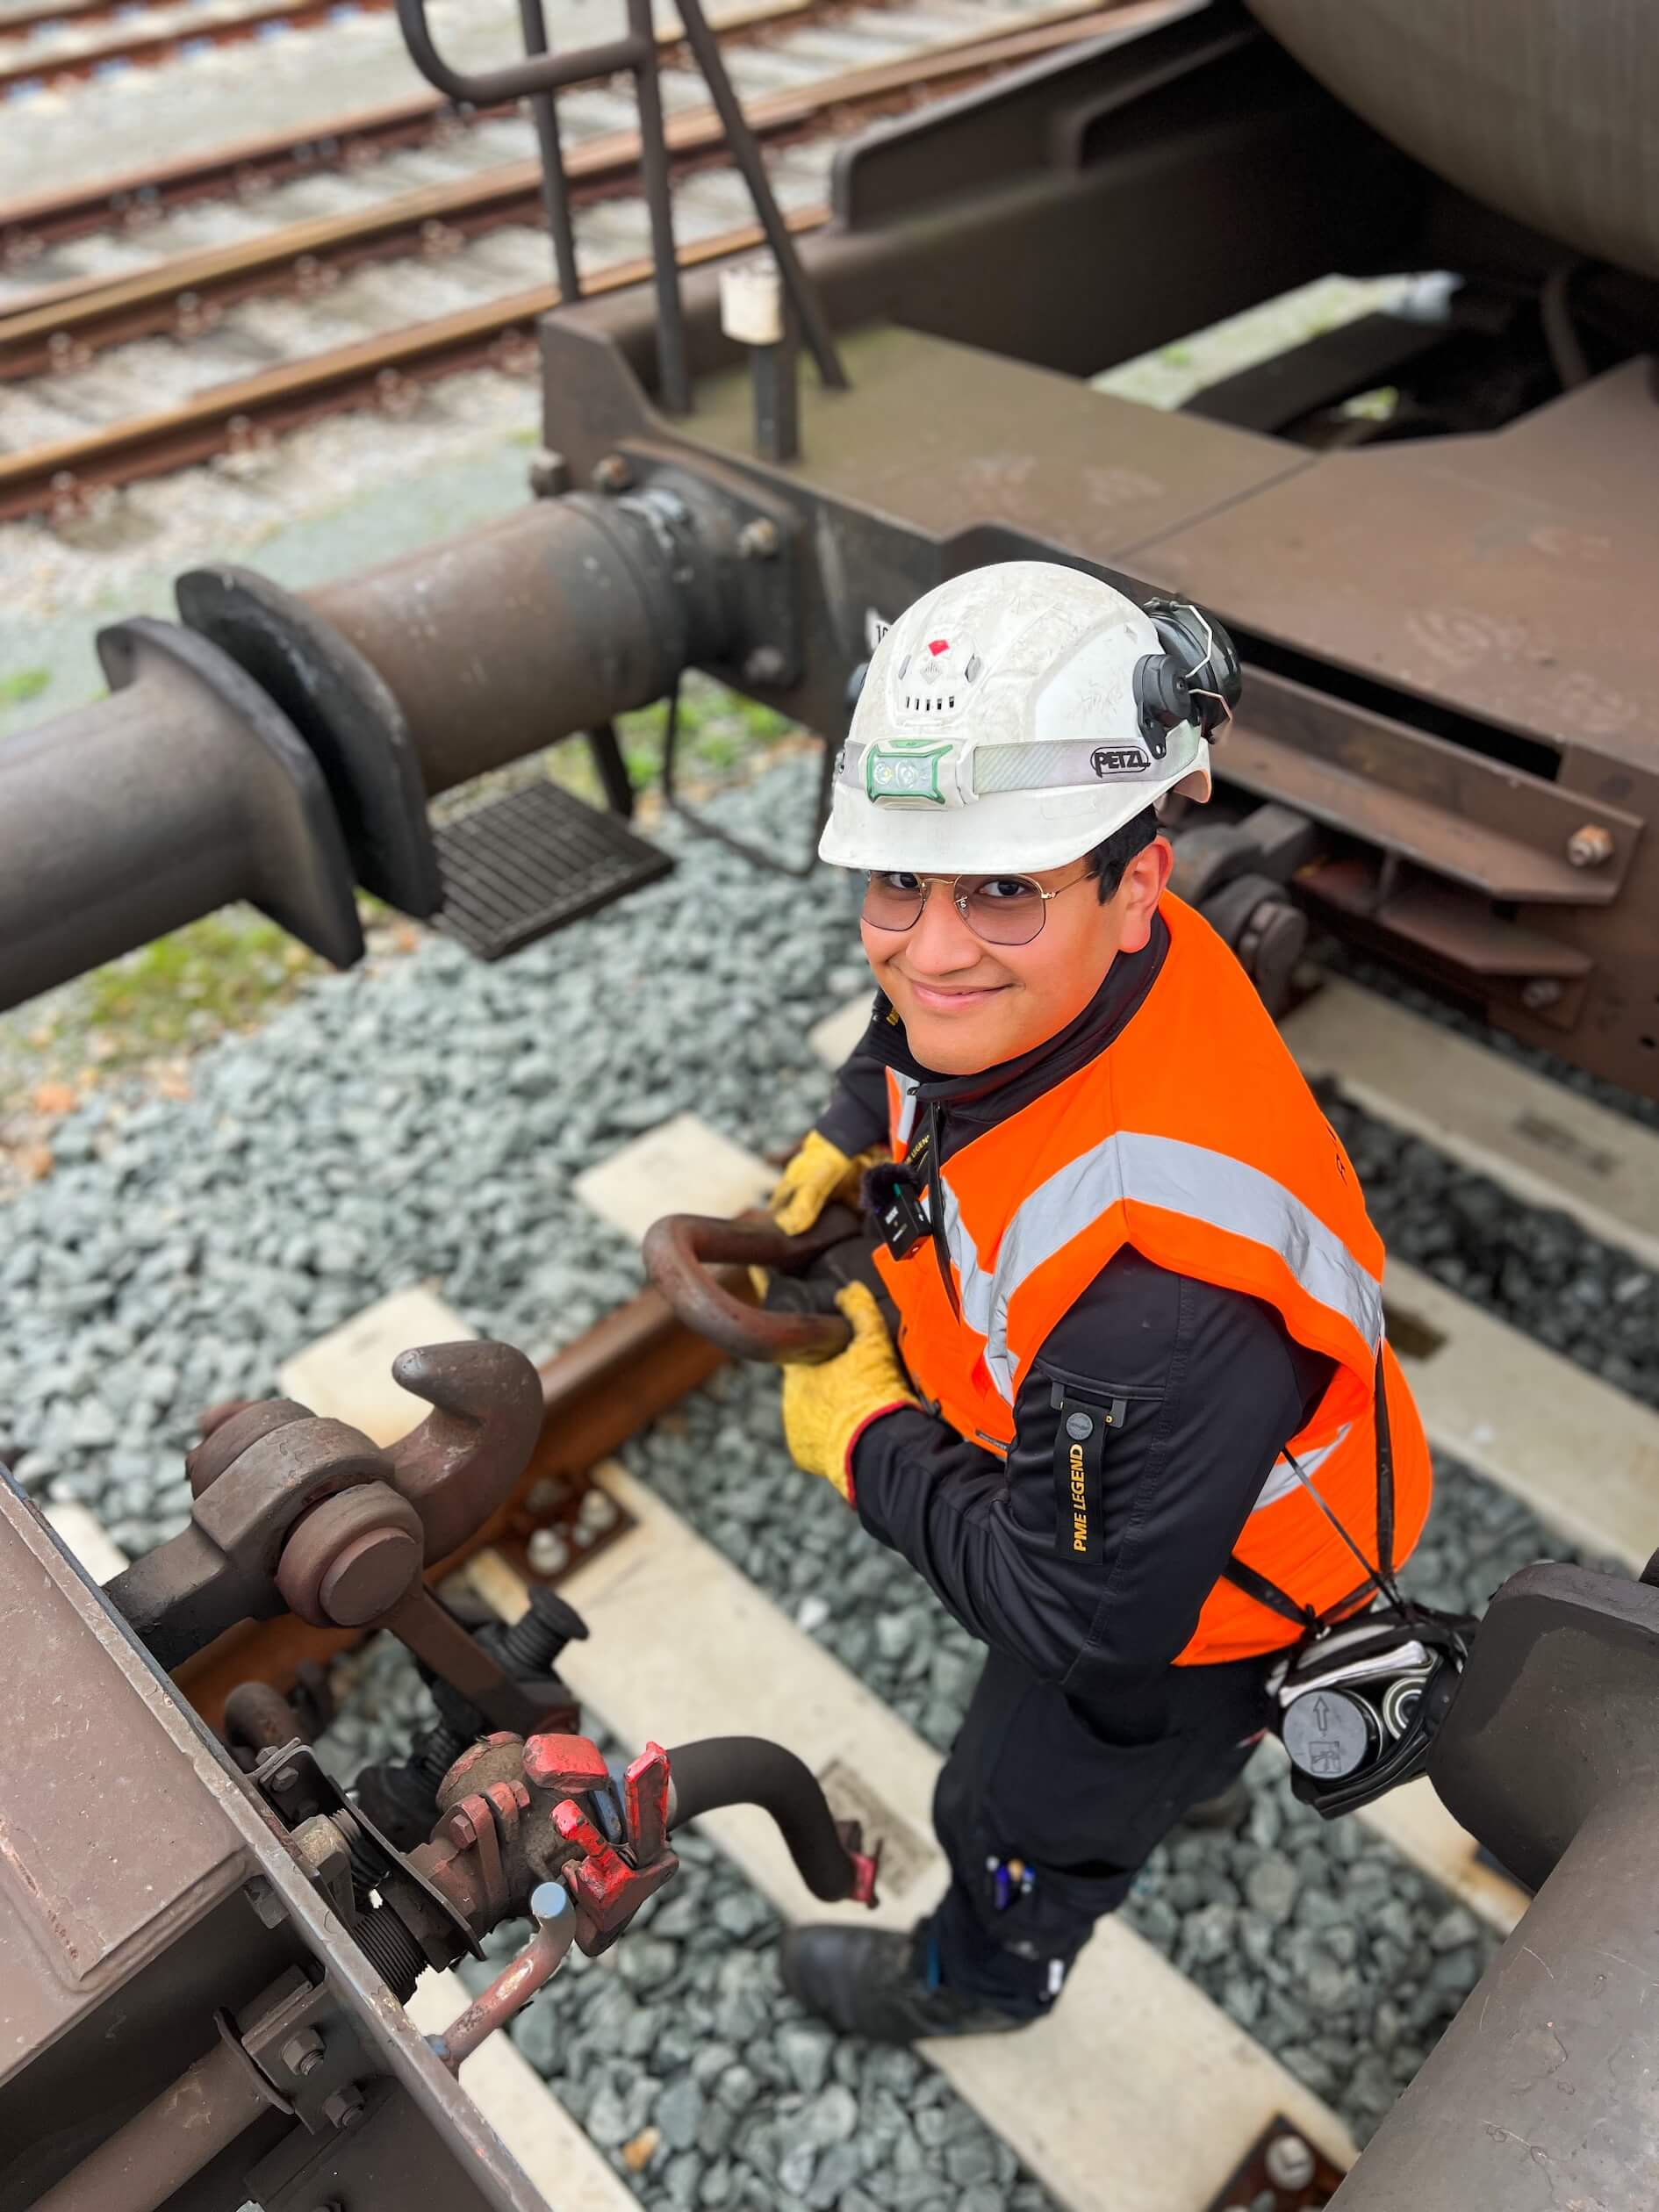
[768,1129,885,1236]
[782,1282,916,1503]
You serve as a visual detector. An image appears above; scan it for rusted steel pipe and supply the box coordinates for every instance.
[32,2033,277,2212]
[0,619,360,1016]
[642,1213,856,1363]
[302,488,733,798]
[427,1882,576,2072]
[222,1680,309,1758]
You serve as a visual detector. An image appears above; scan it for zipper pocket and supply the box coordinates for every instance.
[1032,1355,1160,1410]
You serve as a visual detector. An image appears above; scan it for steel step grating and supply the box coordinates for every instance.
[434,779,673,959]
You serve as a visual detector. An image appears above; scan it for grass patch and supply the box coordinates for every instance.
[615,676,795,792]
[0,667,51,706]
[71,909,321,1065]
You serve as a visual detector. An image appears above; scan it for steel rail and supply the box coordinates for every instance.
[0,10,1118,377]
[0,0,405,94]
[0,0,814,256]
[0,0,812,103]
[0,208,829,521]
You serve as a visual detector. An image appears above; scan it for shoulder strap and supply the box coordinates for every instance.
[1224,1347,1399,1629]
[1373,1346,1396,1584]
[1220,1554,1315,1629]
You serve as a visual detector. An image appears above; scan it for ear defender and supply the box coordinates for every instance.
[1135,598,1243,750]
[1131,651,1194,759]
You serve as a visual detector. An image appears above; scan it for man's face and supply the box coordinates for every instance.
[860,839,1173,1075]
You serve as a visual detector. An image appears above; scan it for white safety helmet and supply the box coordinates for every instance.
[819,561,1239,874]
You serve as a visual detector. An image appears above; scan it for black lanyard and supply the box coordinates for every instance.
[1221,1349,1399,1630]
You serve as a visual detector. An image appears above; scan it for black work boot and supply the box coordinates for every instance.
[780,1924,1037,2043]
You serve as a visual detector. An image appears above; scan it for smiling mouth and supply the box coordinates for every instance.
[904,979,1008,1011]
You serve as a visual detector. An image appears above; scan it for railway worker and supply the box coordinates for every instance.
[771,560,1433,2042]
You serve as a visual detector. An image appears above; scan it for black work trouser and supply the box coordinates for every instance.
[923,1646,1276,2016]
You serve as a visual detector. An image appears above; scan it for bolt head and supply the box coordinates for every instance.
[1263,2134,1317,2192]
[528,446,571,498]
[592,453,634,493]
[1566,822,1614,868]
[737,516,780,560]
[323,2086,366,2133]
[281,2030,325,2079]
[442,1805,479,1849]
[527,1526,570,1577]
[743,645,787,687]
[317,1523,421,1627]
[1520,977,1564,1012]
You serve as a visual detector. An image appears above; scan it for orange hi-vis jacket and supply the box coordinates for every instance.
[872,892,1432,1666]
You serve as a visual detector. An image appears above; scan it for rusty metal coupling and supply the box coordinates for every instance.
[105,1339,543,1669]
[642,1212,857,1364]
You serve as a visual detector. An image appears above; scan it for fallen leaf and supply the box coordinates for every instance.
[154,1066,193,1102]
[30,1081,76,1115]
[621,2127,661,2173]
[14,1144,54,1182]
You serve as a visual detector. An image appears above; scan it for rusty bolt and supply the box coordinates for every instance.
[737,517,780,560]
[1521,978,1564,1012]
[592,453,634,493]
[316,1523,422,1626]
[280,2029,325,2080]
[322,2086,366,2133]
[528,447,571,499]
[442,1805,478,1849]
[1566,822,1614,868]
[743,645,787,687]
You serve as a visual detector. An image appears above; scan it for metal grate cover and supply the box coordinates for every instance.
[434,779,673,959]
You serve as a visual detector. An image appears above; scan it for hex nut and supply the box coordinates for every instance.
[1567,822,1615,868]
[592,454,635,493]
[281,2029,325,2079]
[737,517,781,560]
[323,2086,366,2132]
[528,447,571,499]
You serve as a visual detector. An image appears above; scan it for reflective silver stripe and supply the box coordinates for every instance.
[1250,1426,1353,1513]
[941,1131,1383,1403]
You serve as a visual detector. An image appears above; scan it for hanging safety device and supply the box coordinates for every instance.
[1229,1354,1475,1820]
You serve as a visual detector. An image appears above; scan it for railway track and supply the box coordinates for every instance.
[0,0,828,263]
[0,0,407,93]
[0,1,1132,521]
[0,0,823,94]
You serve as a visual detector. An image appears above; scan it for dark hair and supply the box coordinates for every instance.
[1084,806,1160,901]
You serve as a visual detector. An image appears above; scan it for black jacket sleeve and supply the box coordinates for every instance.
[851,1247,1333,1730]
[814,1006,895,1160]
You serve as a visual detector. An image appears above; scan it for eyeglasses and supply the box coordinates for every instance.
[860,868,1090,947]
